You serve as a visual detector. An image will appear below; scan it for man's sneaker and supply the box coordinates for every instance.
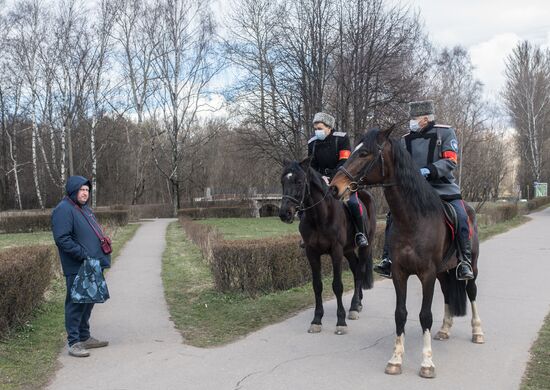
[355,233,368,248]
[456,262,474,281]
[68,342,90,357]
[374,258,392,279]
[81,336,109,349]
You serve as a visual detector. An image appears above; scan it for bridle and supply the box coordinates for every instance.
[282,140,330,212]
[336,140,396,193]
[282,169,331,212]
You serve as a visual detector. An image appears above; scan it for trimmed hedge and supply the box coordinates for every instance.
[527,196,550,211]
[0,210,128,233]
[0,245,57,337]
[179,216,221,263]
[179,217,387,294]
[210,235,334,293]
[178,206,257,219]
[127,204,173,220]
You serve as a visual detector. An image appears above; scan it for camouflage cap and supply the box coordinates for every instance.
[312,112,335,129]
[409,100,435,118]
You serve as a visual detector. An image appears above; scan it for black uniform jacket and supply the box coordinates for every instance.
[307,130,351,179]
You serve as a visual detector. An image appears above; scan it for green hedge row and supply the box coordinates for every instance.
[0,246,57,338]
[0,210,129,233]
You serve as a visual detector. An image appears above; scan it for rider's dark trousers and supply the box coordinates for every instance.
[347,192,365,234]
[449,199,472,246]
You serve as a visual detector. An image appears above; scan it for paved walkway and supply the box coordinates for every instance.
[47,210,550,390]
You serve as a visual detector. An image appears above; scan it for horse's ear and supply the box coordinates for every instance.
[299,156,312,170]
[282,158,292,167]
[381,124,396,138]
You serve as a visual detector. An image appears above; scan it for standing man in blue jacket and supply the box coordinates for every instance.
[52,176,110,357]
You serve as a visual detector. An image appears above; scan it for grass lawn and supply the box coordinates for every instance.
[162,221,355,347]
[199,217,299,240]
[0,223,140,390]
[521,312,550,389]
[0,231,54,249]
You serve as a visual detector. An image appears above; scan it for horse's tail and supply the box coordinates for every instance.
[446,270,467,317]
[359,246,374,289]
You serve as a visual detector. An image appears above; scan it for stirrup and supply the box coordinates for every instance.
[456,261,474,281]
[355,233,368,247]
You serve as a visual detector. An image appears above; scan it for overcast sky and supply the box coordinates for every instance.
[407,0,550,100]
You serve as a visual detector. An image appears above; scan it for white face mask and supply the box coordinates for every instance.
[315,129,328,140]
[409,120,421,132]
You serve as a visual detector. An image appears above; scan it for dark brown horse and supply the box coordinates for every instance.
[331,128,484,378]
[279,158,376,334]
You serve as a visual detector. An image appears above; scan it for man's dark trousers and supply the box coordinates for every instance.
[64,274,94,346]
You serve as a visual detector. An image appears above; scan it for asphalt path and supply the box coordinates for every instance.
[47,208,550,390]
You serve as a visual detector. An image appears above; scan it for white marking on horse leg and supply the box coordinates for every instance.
[388,334,405,365]
[419,330,436,378]
[435,304,453,339]
[471,301,485,343]
[421,330,435,368]
[385,334,405,375]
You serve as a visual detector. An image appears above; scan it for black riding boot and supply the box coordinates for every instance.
[374,212,392,278]
[353,215,368,248]
[457,236,474,281]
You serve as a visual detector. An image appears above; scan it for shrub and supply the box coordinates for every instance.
[179,215,384,294]
[95,210,129,227]
[0,214,51,233]
[527,196,550,212]
[0,210,128,234]
[178,206,257,219]
[210,235,334,293]
[0,245,57,337]
[179,216,221,263]
[127,203,174,220]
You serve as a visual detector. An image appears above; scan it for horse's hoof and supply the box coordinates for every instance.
[308,324,322,333]
[385,363,402,375]
[348,311,359,320]
[472,334,485,344]
[434,331,449,340]
[419,366,436,378]
[335,326,347,335]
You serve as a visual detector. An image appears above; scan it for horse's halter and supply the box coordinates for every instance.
[282,141,330,212]
[282,167,330,212]
[337,140,395,193]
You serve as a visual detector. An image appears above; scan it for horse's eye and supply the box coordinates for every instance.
[359,151,368,158]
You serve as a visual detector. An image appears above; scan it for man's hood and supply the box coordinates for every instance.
[65,176,91,203]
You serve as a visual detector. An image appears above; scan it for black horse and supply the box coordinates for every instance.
[279,158,376,335]
[331,128,484,378]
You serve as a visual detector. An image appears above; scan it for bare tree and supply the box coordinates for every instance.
[503,41,550,189]
[430,46,489,187]
[7,0,49,208]
[85,0,119,207]
[148,0,222,216]
[333,0,429,141]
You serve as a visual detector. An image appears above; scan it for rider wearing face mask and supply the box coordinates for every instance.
[375,100,474,281]
[306,112,368,248]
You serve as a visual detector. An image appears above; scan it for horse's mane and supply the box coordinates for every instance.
[361,129,443,217]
